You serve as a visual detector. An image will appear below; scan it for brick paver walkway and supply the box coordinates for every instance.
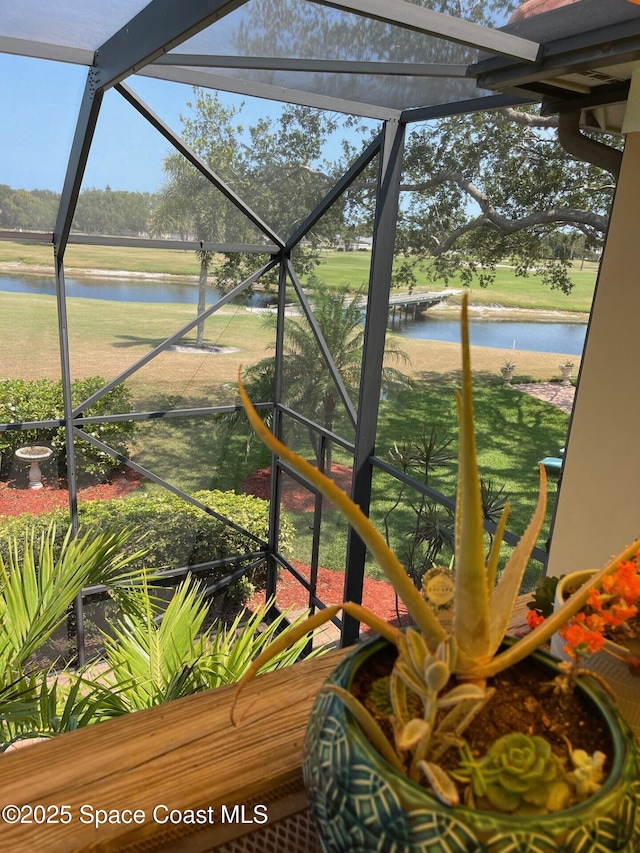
[512,382,575,414]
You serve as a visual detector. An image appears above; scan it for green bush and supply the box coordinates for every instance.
[0,377,136,482]
[0,490,294,611]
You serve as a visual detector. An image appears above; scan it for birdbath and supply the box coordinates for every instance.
[14,445,53,489]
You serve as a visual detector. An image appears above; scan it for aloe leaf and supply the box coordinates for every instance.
[237,373,447,648]
[487,466,548,655]
[453,295,490,660]
[478,535,640,678]
[485,502,511,595]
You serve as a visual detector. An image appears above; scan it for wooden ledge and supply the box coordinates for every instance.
[0,648,348,852]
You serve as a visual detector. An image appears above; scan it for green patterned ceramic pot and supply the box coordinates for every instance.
[303,635,640,853]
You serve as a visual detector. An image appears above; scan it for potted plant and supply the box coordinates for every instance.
[544,555,640,738]
[233,294,640,851]
[500,359,517,384]
[558,361,575,385]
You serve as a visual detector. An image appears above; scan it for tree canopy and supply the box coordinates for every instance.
[2,88,620,300]
[390,107,618,294]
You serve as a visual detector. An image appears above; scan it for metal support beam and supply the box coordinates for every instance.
[72,258,278,415]
[154,54,469,78]
[286,260,357,428]
[401,93,532,124]
[342,118,405,646]
[54,254,86,664]
[93,0,249,91]
[53,71,103,258]
[116,83,285,248]
[266,257,289,605]
[287,132,382,251]
[312,0,539,62]
[140,65,401,121]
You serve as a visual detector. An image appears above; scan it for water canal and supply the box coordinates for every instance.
[0,273,586,355]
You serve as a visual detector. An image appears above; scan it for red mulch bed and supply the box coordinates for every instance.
[248,559,409,626]
[0,468,143,516]
[242,462,352,513]
[244,464,409,625]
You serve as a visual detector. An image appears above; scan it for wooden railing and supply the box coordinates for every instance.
[0,649,348,852]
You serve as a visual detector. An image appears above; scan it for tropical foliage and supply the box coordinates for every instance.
[0,524,146,747]
[0,524,324,749]
[0,490,295,615]
[219,281,408,471]
[0,376,136,482]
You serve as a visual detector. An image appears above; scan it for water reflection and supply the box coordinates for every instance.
[0,273,275,307]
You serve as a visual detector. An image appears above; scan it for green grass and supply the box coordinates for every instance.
[1,240,597,313]
[310,251,596,314]
[0,264,573,593]
[0,241,205,277]
[285,377,567,590]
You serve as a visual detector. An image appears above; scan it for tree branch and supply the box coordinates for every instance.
[497,107,558,129]
[434,208,607,254]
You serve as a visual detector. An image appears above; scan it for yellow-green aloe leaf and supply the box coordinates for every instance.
[231,600,404,724]
[453,294,490,660]
[326,685,405,774]
[485,501,511,596]
[487,466,547,656]
[231,604,342,724]
[238,371,446,647]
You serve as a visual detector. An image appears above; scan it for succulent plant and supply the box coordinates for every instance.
[567,748,606,800]
[454,733,573,815]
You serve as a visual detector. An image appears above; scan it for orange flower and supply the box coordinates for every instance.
[605,601,637,628]
[526,609,545,630]
[560,551,639,660]
[559,619,606,659]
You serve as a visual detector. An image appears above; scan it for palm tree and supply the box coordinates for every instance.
[220,281,408,473]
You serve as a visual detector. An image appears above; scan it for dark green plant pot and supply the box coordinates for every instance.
[303,635,640,852]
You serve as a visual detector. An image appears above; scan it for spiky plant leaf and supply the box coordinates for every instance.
[0,524,147,678]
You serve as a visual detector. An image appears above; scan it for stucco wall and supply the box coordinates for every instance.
[547,131,640,575]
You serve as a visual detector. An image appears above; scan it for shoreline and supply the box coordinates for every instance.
[427,300,587,324]
[0,261,589,323]
[0,260,201,284]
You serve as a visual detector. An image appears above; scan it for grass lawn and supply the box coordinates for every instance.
[309,251,596,314]
[0,281,573,594]
[1,240,597,313]
[285,378,567,592]
[0,241,203,278]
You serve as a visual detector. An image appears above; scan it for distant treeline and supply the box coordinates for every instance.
[0,184,156,237]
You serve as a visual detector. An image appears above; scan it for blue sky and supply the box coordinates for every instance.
[0,53,286,194]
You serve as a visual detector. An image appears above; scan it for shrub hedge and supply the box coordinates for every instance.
[0,490,295,610]
[0,377,136,482]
